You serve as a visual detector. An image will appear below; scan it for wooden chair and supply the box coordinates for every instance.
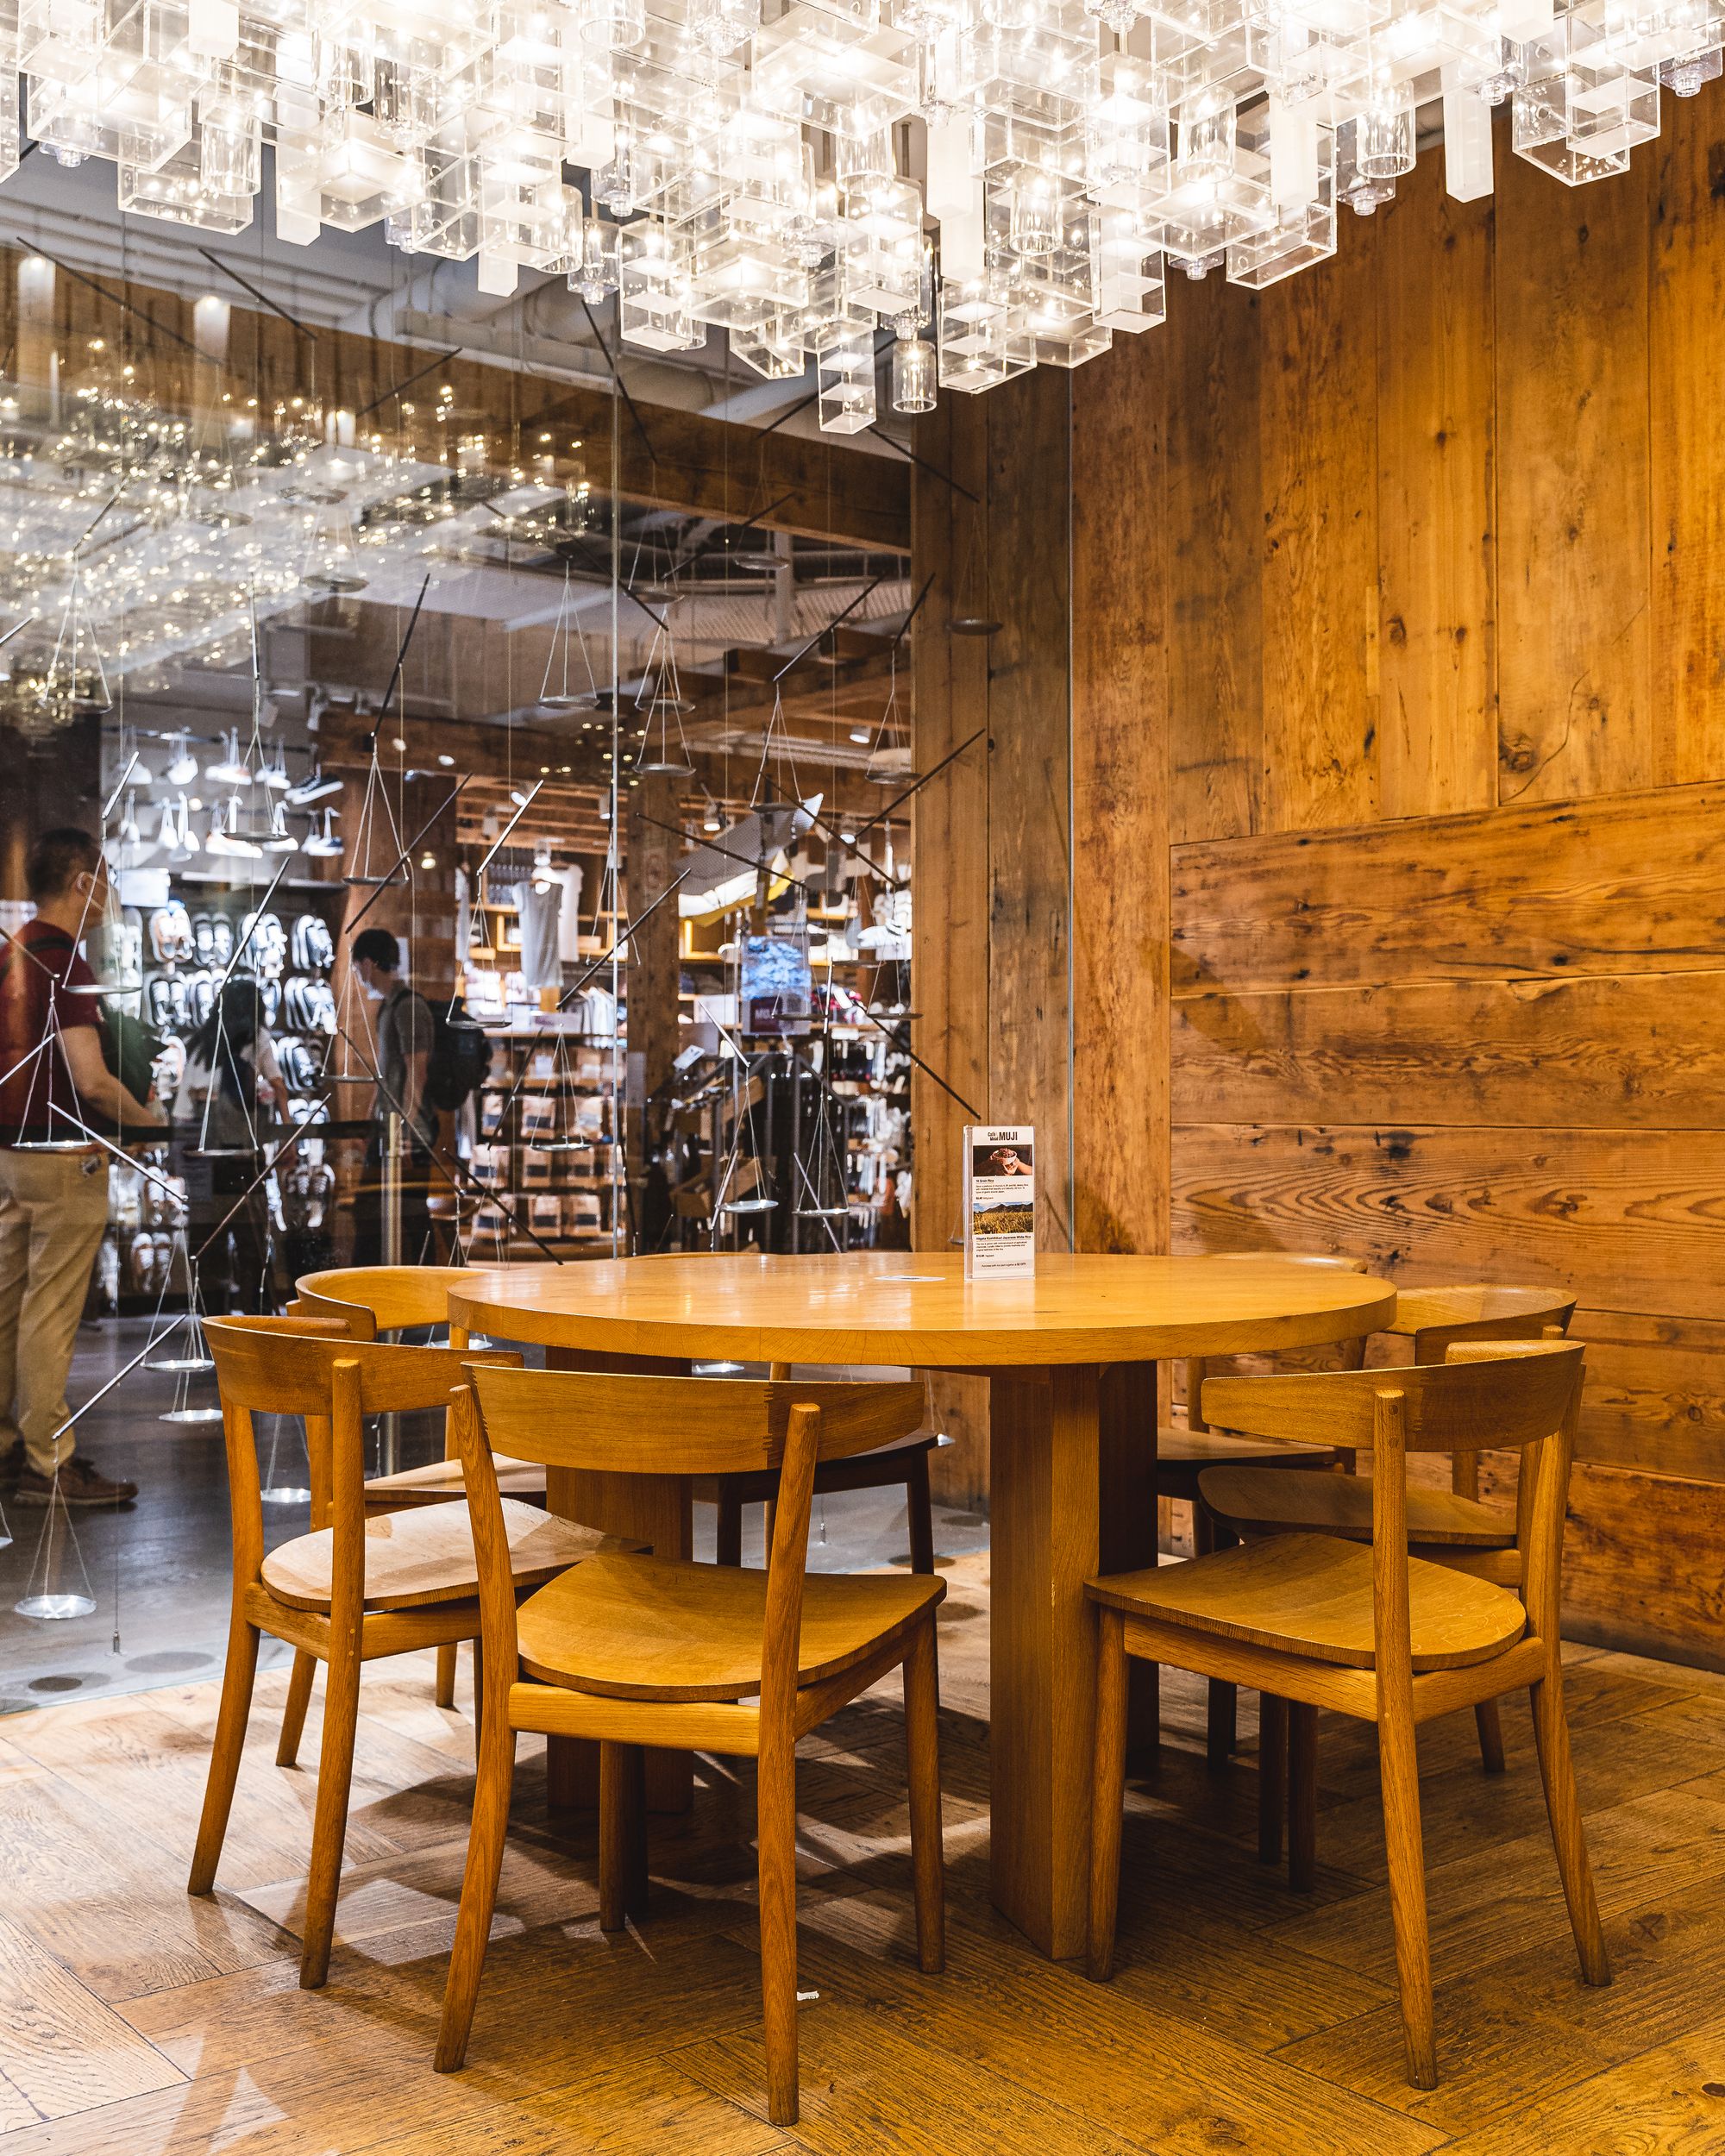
[1201,1285,1577,1796]
[295,1263,487,1338]
[296,1264,546,1711]
[699,1360,938,1576]
[191,1316,618,1990]
[1159,1254,1372,1512]
[1088,1342,1609,2088]
[436,1362,947,2128]
[1158,1256,1369,1773]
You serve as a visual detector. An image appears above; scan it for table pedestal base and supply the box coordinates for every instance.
[989,1362,1156,1959]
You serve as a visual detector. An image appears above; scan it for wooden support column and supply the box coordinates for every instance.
[1070,329,1171,1259]
[911,369,1075,1509]
[623,771,684,1241]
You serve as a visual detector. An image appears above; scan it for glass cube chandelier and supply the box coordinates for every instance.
[3,0,1717,422]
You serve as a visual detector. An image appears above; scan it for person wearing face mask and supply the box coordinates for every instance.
[349,926,436,1267]
[0,828,165,1507]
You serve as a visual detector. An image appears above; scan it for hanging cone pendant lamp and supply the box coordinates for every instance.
[540,564,603,711]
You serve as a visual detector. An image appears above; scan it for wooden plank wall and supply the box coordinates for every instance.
[1062,97,1725,1666]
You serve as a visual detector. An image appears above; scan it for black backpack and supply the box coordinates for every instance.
[423,993,491,1113]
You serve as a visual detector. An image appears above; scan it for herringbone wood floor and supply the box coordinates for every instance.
[2,1550,1724,2153]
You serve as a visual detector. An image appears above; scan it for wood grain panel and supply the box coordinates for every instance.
[1169,1121,1725,1321]
[1495,131,1654,805]
[1170,780,1725,996]
[1477,1455,1725,1670]
[1649,93,1725,785]
[1258,211,1380,834]
[1165,277,1263,847]
[1375,152,1498,819]
[1568,1308,1725,1483]
[1171,971,1725,1130]
[1071,328,1170,1255]
[986,366,1075,1250]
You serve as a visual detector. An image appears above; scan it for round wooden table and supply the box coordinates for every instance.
[450,1250,1394,1959]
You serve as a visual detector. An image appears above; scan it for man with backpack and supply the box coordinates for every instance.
[0,828,165,1506]
[350,926,438,1267]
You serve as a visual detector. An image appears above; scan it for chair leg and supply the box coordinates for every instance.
[276,1649,317,1769]
[716,1495,743,1568]
[1528,1675,1610,1987]
[903,1614,945,1974]
[599,1740,643,1933]
[298,1636,362,1990]
[1194,1509,1239,1767]
[1086,1606,1128,1984]
[189,1614,261,1895]
[1474,1700,1508,1775]
[436,1712,518,2072]
[434,1644,458,1710]
[1378,1689,1437,2089]
[756,1730,800,2127]
[1258,1695,1288,1867]
[624,1744,649,1918]
[1288,1703,1318,1892]
[906,1454,936,1576]
[472,1637,485,1739]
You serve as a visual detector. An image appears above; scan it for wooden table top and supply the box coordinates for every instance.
[448,1252,1396,1368]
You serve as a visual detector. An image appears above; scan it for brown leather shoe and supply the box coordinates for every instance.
[14,1456,139,1507]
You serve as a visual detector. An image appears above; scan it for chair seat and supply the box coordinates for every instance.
[1157,1427,1341,1504]
[1201,1464,1516,1548]
[261,1500,612,1614]
[517,1552,945,1702]
[1160,1426,1341,1474]
[692,1431,938,1507]
[364,1454,547,1507]
[1086,1534,1527,1671]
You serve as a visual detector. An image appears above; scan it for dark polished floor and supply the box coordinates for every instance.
[0,1319,988,1715]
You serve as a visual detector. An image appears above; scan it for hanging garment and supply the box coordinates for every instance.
[509,880,562,991]
[556,865,584,962]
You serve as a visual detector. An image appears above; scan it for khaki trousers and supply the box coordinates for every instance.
[0,1148,110,1475]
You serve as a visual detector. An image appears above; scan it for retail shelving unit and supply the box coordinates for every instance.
[463,1022,624,1262]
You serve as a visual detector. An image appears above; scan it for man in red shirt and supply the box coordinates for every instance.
[0,829,165,1505]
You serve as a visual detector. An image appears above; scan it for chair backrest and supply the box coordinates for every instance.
[295,1265,486,1343]
[1201,1343,1582,1456]
[1384,1284,1577,1363]
[458,1363,926,1735]
[1186,1274,1574,1459]
[466,1363,926,1477]
[1208,1342,1584,1664]
[204,1316,521,1597]
[208,1314,515,1419]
